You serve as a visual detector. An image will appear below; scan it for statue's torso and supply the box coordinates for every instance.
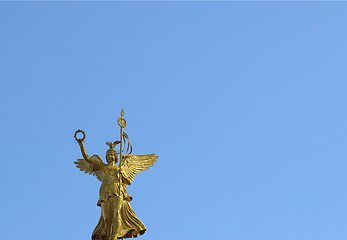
[98,165,123,205]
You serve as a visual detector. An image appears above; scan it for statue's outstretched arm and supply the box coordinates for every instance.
[78,141,90,161]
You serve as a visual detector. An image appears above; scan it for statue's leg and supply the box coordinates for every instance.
[102,197,116,239]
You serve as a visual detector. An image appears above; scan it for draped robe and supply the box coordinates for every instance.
[92,165,146,240]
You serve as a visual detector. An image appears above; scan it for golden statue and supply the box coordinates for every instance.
[74,110,158,240]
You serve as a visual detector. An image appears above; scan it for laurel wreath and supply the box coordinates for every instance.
[74,129,86,142]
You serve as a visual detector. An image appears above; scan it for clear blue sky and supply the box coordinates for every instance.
[1,2,347,240]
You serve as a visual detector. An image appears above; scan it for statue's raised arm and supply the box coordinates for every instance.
[74,130,106,182]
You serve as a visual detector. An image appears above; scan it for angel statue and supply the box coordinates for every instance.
[74,111,158,240]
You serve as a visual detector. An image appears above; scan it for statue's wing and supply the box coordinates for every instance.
[120,154,158,184]
[74,155,106,181]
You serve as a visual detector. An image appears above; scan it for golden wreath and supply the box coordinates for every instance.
[74,129,86,142]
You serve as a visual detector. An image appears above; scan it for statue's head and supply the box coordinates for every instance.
[106,141,120,164]
[106,149,118,164]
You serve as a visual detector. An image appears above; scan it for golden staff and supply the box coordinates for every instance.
[117,109,127,166]
[116,109,127,199]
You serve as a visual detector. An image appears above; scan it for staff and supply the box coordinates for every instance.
[117,109,127,166]
[117,109,127,198]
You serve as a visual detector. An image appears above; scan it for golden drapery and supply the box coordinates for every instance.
[91,166,146,240]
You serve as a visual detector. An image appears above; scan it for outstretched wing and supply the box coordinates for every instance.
[74,155,106,181]
[120,154,158,184]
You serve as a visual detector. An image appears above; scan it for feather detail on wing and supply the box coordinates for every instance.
[120,154,158,184]
[74,155,106,181]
